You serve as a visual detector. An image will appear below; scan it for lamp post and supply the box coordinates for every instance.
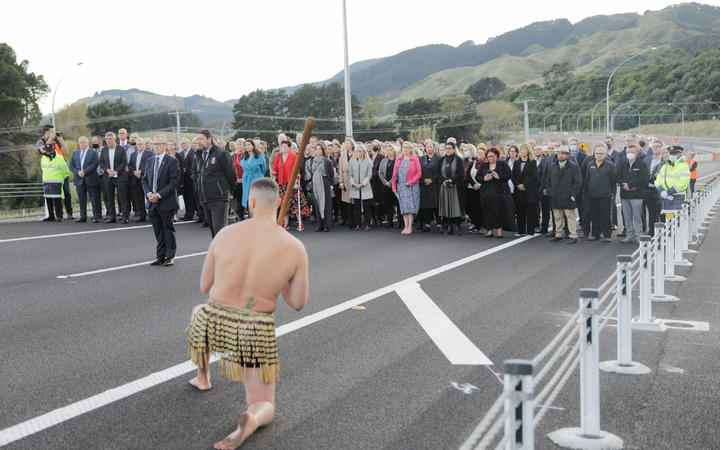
[341,0,353,138]
[51,62,84,130]
[606,48,655,135]
[668,103,685,137]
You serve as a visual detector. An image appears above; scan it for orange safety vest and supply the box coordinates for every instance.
[689,159,698,180]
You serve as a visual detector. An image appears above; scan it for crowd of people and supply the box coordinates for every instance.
[39,125,698,248]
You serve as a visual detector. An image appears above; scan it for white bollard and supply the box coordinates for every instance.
[682,201,698,253]
[688,197,699,246]
[652,222,679,302]
[663,214,687,282]
[600,255,652,374]
[547,289,623,449]
[674,205,692,266]
[503,359,534,450]
[633,235,666,331]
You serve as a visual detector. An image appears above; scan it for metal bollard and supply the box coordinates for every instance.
[548,289,623,449]
[682,201,698,254]
[688,196,699,246]
[503,359,534,450]
[652,223,679,302]
[674,205,692,266]
[633,236,666,331]
[663,214,687,282]
[600,256,652,374]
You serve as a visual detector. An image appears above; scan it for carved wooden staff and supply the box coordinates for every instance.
[277,117,315,225]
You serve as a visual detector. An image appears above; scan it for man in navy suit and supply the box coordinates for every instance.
[128,140,153,222]
[142,134,180,267]
[69,136,102,222]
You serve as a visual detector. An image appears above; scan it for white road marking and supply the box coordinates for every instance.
[0,235,535,446]
[0,221,193,244]
[56,252,208,278]
[451,382,480,394]
[660,364,686,374]
[396,282,492,365]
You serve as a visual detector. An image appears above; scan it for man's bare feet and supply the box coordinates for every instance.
[213,412,258,450]
[188,376,212,391]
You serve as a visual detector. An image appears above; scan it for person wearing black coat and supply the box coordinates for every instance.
[583,143,617,241]
[511,144,538,236]
[617,145,649,243]
[418,144,442,232]
[475,147,516,237]
[195,130,237,238]
[437,143,465,235]
[545,146,582,243]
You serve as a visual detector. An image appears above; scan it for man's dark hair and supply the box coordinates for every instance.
[43,124,54,133]
[198,129,213,140]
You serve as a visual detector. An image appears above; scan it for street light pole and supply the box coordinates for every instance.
[341,0,353,138]
[606,48,655,135]
[51,62,83,129]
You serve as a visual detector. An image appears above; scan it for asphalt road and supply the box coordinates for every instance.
[1,162,719,449]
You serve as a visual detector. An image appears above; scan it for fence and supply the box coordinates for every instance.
[460,174,720,449]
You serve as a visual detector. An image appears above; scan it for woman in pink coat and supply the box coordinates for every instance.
[392,141,422,234]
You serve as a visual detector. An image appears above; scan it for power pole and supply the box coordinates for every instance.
[169,110,190,148]
[514,99,535,142]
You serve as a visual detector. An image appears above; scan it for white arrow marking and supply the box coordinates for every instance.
[395,281,492,365]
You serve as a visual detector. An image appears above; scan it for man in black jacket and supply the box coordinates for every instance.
[617,144,649,243]
[99,131,130,223]
[545,146,582,244]
[584,142,617,241]
[195,130,237,238]
[644,140,665,235]
[179,138,198,221]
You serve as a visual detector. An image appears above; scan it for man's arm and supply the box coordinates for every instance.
[282,243,309,311]
[199,243,216,294]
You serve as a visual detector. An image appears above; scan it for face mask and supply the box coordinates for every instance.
[569,145,577,152]
[542,145,548,152]
[463,151,470,158]
[669,155,677,163]
[92,143,99,149]
[627,153,636,161]
[639,141,646,147]
[679,155,686,161]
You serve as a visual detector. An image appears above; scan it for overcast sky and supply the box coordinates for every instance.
[3,0,716,114]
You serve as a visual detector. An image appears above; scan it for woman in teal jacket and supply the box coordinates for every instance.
[240,140,268,209]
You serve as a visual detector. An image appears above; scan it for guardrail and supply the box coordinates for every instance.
[0,183,43,199]
[460,174,720,449]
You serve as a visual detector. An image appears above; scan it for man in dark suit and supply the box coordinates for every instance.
[142,134,181,266]
[99,131,130,223]
[179,137,197,221]
[69,136,102,222]
[128,140,153,222]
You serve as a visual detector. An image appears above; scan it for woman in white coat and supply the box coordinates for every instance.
[349,144,374,231]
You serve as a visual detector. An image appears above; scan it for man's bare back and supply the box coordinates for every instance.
[200,217,309,313]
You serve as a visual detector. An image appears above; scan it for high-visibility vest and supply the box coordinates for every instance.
[688,159,698,180]
[41,155,71,198]
[654,160,691,196]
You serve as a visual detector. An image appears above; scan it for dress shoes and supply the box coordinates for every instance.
[105,218,116,223]
[55,217,63,222]
[75,218,87,223]
[150,257,165,266]
[92,218,100,223]
[135,217,147,222]
[163,258,174,266]
[550,236,564,242]
[121,218,129,224]
[42,217,54,222]
[567,238,578,244]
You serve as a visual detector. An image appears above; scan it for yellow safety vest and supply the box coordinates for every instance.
[41,155,71,197]
[654,160,690,196]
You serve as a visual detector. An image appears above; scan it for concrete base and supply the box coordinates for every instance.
[684,248,698,254]
[632,317,667,332]
[600,360,652,375]
[664,274,687,282]
[674,258,693,267]
[652,294,680,302]
[547,427,623,449]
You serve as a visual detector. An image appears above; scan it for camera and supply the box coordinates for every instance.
[372,145,379,151]
[485,170,494,176]
[55,131,63,138]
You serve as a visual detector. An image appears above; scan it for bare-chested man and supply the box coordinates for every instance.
[187,177,309,449]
